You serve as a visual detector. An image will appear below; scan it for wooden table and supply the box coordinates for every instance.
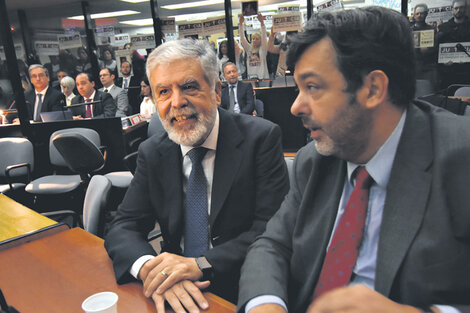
[0,227,236,313]
[0,193,57,242]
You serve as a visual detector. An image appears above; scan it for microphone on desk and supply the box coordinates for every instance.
[0,288,20,313]
[456,43,470,58]
[64,100,102,109]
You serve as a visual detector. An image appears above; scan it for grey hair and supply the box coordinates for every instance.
[146,39,219,89]
[28,64,49,77]
[61,76,75,90]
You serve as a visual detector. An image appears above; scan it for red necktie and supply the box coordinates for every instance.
[312,166,373,299]
[85,98,92,118]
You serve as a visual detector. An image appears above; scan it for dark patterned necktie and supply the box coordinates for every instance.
[229,86,235,112]
[85,98,92,118]
[313,166,373,299]
[184,147,209,257]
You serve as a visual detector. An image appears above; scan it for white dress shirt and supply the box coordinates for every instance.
[130,111,220,279]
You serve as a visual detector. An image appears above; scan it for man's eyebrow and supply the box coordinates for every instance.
[297,72,321,81]
[181,78,199,86]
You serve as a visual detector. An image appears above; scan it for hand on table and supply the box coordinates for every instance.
[307,285,426,313]
[152,280,210,313]
[139,252,203,297]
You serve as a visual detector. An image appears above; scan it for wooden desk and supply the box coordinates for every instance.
[0,227,236,313]
[0,194,57,242]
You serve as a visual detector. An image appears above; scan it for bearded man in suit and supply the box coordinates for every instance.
[238,6,470,313]
[105,39,289,313]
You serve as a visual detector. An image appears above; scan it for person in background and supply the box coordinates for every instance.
[99,46,117,76]
[71,72,116,119]
[75,47,92,75]
[25,64,65,122]
[220,62,255,115]
[99,67,129,117]
[116,60,141,115]
[139,76,156,119]
[54,70,69,92]
[60,76,76,107]
[238,6,470,313]
[217,40,230,80]
[239,13,269,80]
[268,29,298,77]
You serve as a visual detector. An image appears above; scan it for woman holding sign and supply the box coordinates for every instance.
[239,13,269,80]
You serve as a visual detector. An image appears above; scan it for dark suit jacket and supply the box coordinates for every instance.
[238,100,470,313]
[116,76,141,115]
[25,87,65,121]
[221,81,255,115]
[71,90,116,118]
[105,108,289,302]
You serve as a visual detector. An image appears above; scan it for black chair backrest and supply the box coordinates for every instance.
[52,133,105,180]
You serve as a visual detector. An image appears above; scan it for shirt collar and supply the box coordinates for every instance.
[347,109,407,188]
[36,86,48,96]
[181,110,219,156]
[86,90,96,101]
[105,84,114,90]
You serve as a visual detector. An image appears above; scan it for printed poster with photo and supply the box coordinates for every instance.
[244,15,273,34]
[178,22,203,39]
[409,0,452,23]
[115,49,132,78]
[58,33,82,49]
[278,4,300,13]
[161,18,176,34]
[130,34,156,50]
[112,33,130,47]
[35,41,60,56]
[202,17,226,36]
[241,0,258,17]
[438,42,470,63]
[272,13,302,32]
[413,30,435,48]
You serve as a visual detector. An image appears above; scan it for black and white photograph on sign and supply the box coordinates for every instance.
[242,1,258,16]
[413,30,435,48]
[438,42,470,63]
[409,0,453,24]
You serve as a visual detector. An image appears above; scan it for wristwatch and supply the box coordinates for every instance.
[196,256,214,281]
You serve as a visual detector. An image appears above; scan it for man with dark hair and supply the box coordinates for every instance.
[437,0,470,88]
[239,6,470,313]
[105,39,289,313]
[25,64,65,122]
[116,60,141,114]
[99,67,129,117]
[71,72,116,119]
[220,62,255,115]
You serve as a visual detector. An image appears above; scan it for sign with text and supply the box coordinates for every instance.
[112,33,130,47]
[278,4,300,13]
[272,13,302,32]
[178,22,203,38]
[316,0,343,13]
[438,42,470,63]
[161,18,176,34]
[244,15,272,34]
[413,30,435,48]
[35,41,60,55]
[130,34,156,50]
[426,5,452,23]
[203,17,226,36]
[58,33,82,49]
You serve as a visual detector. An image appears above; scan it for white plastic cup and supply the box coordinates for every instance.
[82,291,118,313]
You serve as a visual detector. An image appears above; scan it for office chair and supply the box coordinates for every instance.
[25,128,103,212]
[0,138,33,196]
[454,86,470,97]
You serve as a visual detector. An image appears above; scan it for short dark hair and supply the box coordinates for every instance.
[77,72,95,84]
[100,67,114,77]
[121,60,132,69]
[414,3,429,13]
[287,6,416,107]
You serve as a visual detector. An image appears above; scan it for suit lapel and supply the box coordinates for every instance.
[154,136,185,236]
[375,104,433,296]
[209,109,244,226]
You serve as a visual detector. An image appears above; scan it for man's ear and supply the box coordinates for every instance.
[215,80,222,106]
[357,70,389,109]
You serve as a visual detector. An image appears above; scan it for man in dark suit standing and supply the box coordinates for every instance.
[25,64,65,121]
[71,72,116,119]
[116,60,141,115]
[239,6,470,313]
[105,39,289,313]
[220,62,255,115]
